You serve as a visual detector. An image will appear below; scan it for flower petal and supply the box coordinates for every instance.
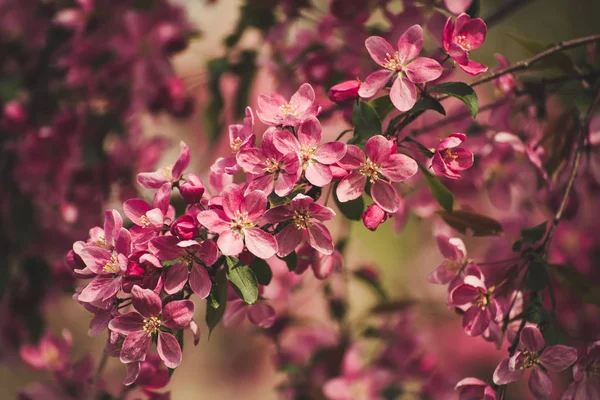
[493,358,524,385]
[305,162,333,187]
[244,228,278,259]
[529,368,553,399]
[197,209,230,234]
[539,345,578,371]
[275,224,303,257]
[290,83,315,114]
[297,116,322,149]
[365,36,396,67]
[120,331,151,364]
[109,312,144,335]
[189,265,212,298]
[397,24,424,62]
[390,75,417,112]
[371,180,400,213]
[358,70,394,98]
[314,142,347,165]
[336,173,366,202]
[217,230,245,256]
[131,285,162,318]
[381,153,418,182]
[162,300,194,330]
[247,303,276,328]
[520,325,545,353]
[365,135,391,164]
[405,57,443,84]
[336,145,365,171]
[157,332,182,369]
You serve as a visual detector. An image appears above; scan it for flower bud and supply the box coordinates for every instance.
[328,80,360,104]
[362,204,387,231]
[179,173,205,204]
[170,215,198,240]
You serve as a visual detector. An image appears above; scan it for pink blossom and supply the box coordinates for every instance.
[236,128,301,196]
[179,173,205,204]
[123,354,170,388]
[257,83,322,127]
[328,80,361,104]
[274,117,346,187]
[211,107,256,175]
[493,54,515,95]
[123,182,173,232]
[196,185,278,259]
[20,330,73,372]
[432,133,474,179]
[137,141,190,189]
[336,135,418,213]
[450,274,502,336]
[562,341,600,400]
[109,285,194,368]
[361,204,388,231]
[428,235,467,284]
[443,13,488,75]
[359,25,443,111]
[223,298,276,329]
[295,243,343,280]
[455,377,497,400]
[493,325,578,399]
[263,194,336,256]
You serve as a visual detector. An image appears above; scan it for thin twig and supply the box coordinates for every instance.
[484,0,536,29]
[542,85,600,253]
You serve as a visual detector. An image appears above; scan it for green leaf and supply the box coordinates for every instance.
[549,264,600,307]
[249,258,272,286]
[369,299,416,314]
[226,257,259,304]
[352,101,382,139]
[205,268,228,337]
[525,260,550,291]
[333,183,365,221]
[436,210,504,236]
[410,97,446,116]
[162,258,182,267]
[369,96,395,120]
[419,164,454,213]
[521,221,548,244]
[0,74,22,102]
[430,82,479,117]
[279,252,297,272]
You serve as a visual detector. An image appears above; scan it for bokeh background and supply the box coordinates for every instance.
[2,0,600,398]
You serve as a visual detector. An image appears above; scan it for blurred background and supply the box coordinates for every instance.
[1,0,599,398]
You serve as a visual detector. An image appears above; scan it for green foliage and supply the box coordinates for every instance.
[520,221,548,243]
[525,260,550,291]
[333,184,365,221]
[225,256,259,304]
[429,82,479,117]
[419,164,454,213]
[205,268,228,337]
[352,101,382,139]
[250,257,273,286]
[410,97,446,116]
[436,210,504,236]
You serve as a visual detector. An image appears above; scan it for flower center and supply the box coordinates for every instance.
[103,255,121,274]
[231,211,255,231]
[264,158,282,174]
[279,103,298,117]
[142,316,161,337]
[519,350,540,370]
[162,165,173,178]
[382,52,403,71]
[441,148,459,161]
[231,137,244,153]
[474,291,489,310]
[42,346,60,368]
[456,35,472,51]
[95,236,108,248]
[359,158,382,183]
[292,210,311,229]
[140,215,152,228]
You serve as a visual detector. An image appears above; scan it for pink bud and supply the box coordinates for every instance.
[179,173,205,204]
[362,204,387,231]
[170,215,198,240]
[4,101,27,124]
[328,80,360,104]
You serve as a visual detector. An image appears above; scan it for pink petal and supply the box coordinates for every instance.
[104,209,123,248]
[336,173,366,202]
[428,262,457,284]
[273,130,300,155]
[444,0,472,14]
[162,300,194,330]
[189,265,212,298]
[389,75,417,112]
[223,299,247,328]
[463,306,490,336]
[152,183,172,214]
[275,224,303,257]
[308,202,336,221]
[365,36,396,67]
[242,190,267,222]
[447,148,474,171]
[450,283,478,305]
[371,180,400,213]
[290,83,315,114]
[123,199,152,226]
[397,24,424,63]
[381,154,418,182]
[307,222,334,255]
[493,358,524,385]
[131,285,162,318]
[314,142,347,165]
[262,205,294,224]
[197,209,230,234]
[520,326,546,353]
[438,132,466,150]
[405,57,443,84]
[358,70,394,98]
[437,235,467,259]
[256,94,283,125]
[236,148,267,174]
[78,277,121,303]
[189,319,201,346]
[539,345,578,371]
[274,169,299,197]
[305,162,333,187]
[365,135,391,164]
[77,246,112,275]
[157,332,182,369]
[247,174,275,196]
[456,17,487,50]
[222,185,244,219]
[244,228,278,259]
[247,303,276,328]
[124,362,140,386]
[171,142,190,180]
[120,331,151,364]
[297,116,322,148]
[336,145,365,170]
[89,309,113,337]
[443,17,455,52]
[217,230,245,256]
[529,368,552,399]
[137,171,169,189]
[109,312,144,335]
[459,59,488,76]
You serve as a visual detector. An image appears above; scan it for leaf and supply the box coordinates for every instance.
[249,258,272,286]
[369,299,416,314]
[521,221,548,243]
[369,96,395,120]
[162,258,182,267]
[419,164,454,213]
[279,252,297,272]
[436,210,504,236]
[205,268,228,337]
[352,101,382,139]
[549,264,600,307]
[333,183,365,221]
[429,82,479,117]
[466,0,481,17]
[410,97,446,116]
[225,257,259,304]
[525,260,550,291]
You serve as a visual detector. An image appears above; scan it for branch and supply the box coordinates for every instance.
[484,0,536,29]
[542,85,600,253]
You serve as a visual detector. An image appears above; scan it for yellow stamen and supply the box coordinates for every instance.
[359,158,382,183]
[142,316,161,337]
